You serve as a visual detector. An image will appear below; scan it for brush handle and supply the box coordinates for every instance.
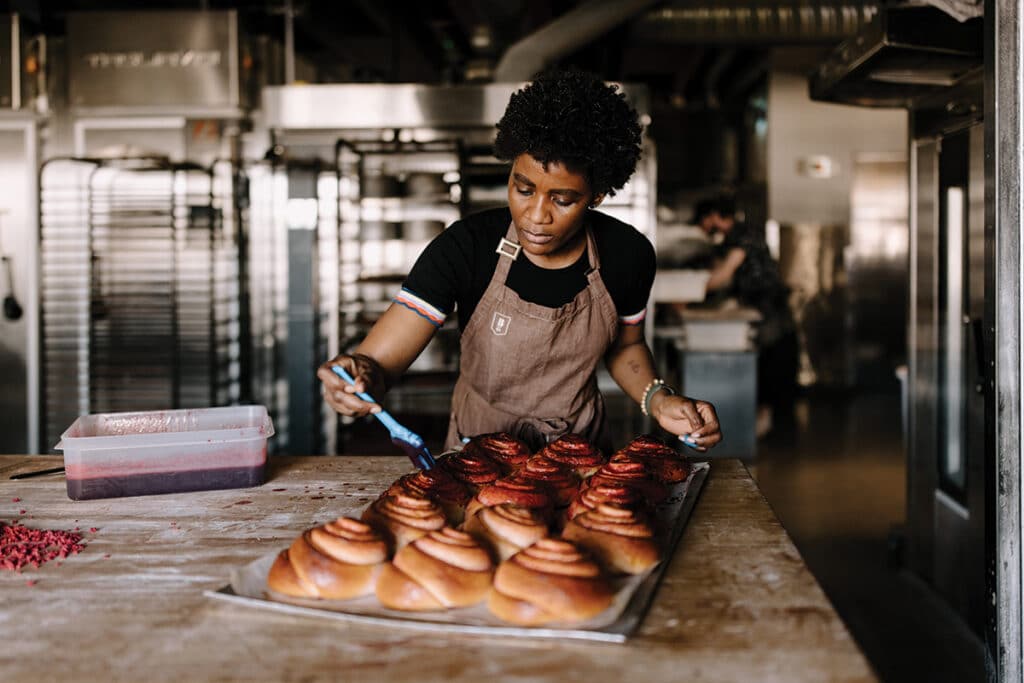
[330,365,404,433]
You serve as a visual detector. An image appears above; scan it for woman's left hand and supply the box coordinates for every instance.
[651,393,722,452]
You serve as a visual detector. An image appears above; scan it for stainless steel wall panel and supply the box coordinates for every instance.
[66,11,241,111]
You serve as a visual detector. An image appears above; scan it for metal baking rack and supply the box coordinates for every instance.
[39,156,243,452]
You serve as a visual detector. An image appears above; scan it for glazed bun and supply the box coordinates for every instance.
[562,504,659,575]
[375,528,495,611]
[585,454,668,504]
[567,482,647,521]
[466,472,555,520]
[267,517,388,600]
[463,503,549,561]
[537,434,606,478]
[518,455,580,507]
[438,449,502,493]
[463,432,531,473]
[362,493,447,551]
[387,468,472,525]
[487,538,614,626]
[618,435,691,483]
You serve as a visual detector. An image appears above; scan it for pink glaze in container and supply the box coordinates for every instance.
[56,406,275,501]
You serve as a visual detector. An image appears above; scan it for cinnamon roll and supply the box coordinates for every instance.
[375,528,495,611]
[465,472,555,520]
[562,503,660,575]
[537,434,606,478]
[438,449,502,493]
[463,503,549,561]
[487,538,614,625]
[386,468,472,525]
[567,482,647,521]
[361,493,447,551]
[584,454,668,504]
[618,435,692,484]
[462,432,532,473]
[267,517,388,600]
[518,454,580,507]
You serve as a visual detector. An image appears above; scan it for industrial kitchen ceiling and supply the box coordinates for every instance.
[5,0,883,103]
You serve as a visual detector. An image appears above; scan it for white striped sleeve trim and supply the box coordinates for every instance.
[619,309,647,325]
[393,288,448,327]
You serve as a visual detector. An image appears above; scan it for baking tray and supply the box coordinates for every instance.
[205,461,709,643]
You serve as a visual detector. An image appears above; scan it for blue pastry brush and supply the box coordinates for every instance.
[679,434,699,449]
[331,366,435,470]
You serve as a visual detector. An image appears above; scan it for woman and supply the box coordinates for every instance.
[318,70,722,453]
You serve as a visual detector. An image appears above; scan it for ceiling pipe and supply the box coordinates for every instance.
[630,1,881,44]
[493,0,663,82]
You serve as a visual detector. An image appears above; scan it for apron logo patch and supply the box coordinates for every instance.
[491,312,511,336]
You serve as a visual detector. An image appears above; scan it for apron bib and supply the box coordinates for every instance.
[444,221,619,452]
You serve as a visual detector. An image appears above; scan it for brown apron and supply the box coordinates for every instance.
[444,221,620,452]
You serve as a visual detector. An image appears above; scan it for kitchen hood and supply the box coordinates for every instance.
[809,5,981,108]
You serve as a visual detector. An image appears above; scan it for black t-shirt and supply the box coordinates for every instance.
[396,207,656,331]
[719,222,788,310]
[717,222,795,342]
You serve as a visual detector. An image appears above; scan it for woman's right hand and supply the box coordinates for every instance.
[316,353,388,417]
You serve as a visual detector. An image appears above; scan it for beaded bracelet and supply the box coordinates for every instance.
[641,378,676,417]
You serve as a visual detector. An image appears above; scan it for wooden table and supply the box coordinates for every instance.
[0,456,875,683]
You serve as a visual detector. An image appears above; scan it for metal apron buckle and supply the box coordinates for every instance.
[495,238,521,260]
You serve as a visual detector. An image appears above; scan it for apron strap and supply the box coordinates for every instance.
[492,222,520,281]
[583,222,601,272]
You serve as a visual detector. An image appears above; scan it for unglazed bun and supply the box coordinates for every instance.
[562,503,660,575]
[466,472,555,520]
[362,493,447,550]
[267,517,388,600]
[585,454,668,504]
[375,528,495,611]
[463,432,531,473]
[537,434,606,478]
[463,503,549,561]
[487,538,614,625]
[438,449,502,493]
[567,482,647,520]
[387,469,472,525]
[518,455,580,507]
[618,435,692,483]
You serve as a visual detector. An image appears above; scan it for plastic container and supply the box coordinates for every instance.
[56,406,275,501]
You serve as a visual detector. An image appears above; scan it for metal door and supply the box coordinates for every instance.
[908,123,987,635]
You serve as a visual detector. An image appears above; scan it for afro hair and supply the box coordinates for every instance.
[494,69,643,198]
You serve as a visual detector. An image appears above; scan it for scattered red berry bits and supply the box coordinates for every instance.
[19,510,26,515]
[11,498,20,503]
[1,522,85,572]
[25,579,36,587]
[89,528,98,533]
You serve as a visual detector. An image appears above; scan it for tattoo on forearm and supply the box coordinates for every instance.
[628,360,641,374]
